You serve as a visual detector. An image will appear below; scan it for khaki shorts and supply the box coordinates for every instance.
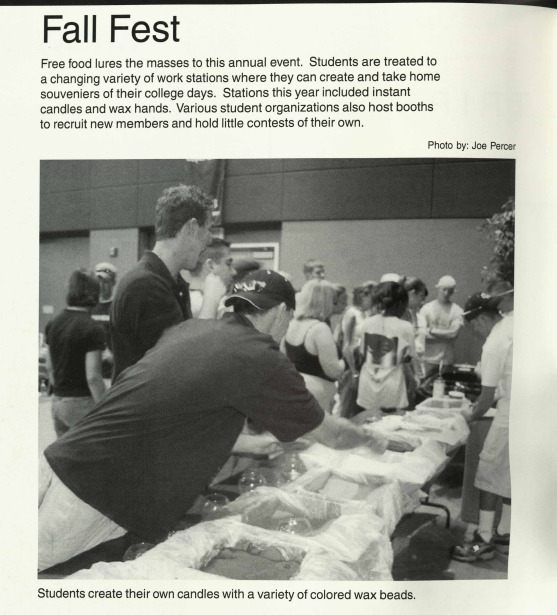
[474,423,511,499]
[38,455,126,572]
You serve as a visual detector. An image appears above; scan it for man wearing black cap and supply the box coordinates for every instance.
[453,284,514,563]
[39,270,388,572]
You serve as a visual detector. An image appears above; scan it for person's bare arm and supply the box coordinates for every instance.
[85,350,106,402]
[45,346,55,388]
[305,413,414,453]
[305,413,376,449]
[429,312,464,339]
[342,314,359,373]
[310,323,345,380]
[197,272,227,319]
[464,386,496,423]
[231,432,283,456]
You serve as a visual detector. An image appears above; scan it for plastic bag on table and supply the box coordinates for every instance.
[296,550,363,580]
[69,514,391,581]
[362,422,423,449]
[226,486,341,531]
[289,467,408,537]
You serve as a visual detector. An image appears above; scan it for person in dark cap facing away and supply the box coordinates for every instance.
[453,284,514,563]
[39,269,390,572]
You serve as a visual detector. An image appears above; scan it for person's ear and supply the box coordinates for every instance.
[181,218,198,237]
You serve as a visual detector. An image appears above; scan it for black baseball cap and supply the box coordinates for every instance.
[225,270,296,311]
[463,292,501,321]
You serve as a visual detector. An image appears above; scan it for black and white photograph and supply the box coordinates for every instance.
[38,157,516,581]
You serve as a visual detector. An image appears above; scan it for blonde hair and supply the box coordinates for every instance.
[296,280,336,321]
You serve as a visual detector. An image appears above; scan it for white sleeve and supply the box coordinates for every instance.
[189,290,203,318]
[480,333,508,388]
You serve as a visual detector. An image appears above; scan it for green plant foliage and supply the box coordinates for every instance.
[480,197,515,286]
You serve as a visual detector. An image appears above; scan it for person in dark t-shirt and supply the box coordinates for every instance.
[39,271,387,572]
[44,269,106,437]
[110,185,227,380]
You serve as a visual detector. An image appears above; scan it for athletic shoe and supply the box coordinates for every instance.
[493,530,510,554]
[452,531,495,562]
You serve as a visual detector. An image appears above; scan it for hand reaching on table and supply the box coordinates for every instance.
[232,433,283,456]
[386,439,415,453]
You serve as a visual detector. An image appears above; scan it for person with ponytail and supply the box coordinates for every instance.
[356,282,420,418]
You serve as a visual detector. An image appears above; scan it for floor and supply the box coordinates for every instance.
[38,395,508,580]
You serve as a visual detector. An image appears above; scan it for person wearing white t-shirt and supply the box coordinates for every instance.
[419,274,464,375]
[453,286,514,562]
[357,282,420,418]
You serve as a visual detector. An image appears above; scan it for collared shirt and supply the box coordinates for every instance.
[110,251,192,379]
[45,312,324,542]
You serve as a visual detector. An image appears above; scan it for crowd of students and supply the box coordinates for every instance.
[40,184,514,571]
[286,262,467,422]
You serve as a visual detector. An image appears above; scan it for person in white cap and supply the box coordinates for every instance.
[91,262,118,379]
[94,262,118,304]
[380,273,403,284]
[418,274,464,376]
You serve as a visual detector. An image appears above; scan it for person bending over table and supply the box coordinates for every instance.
[453,284,513,562]
[39,270,412,572]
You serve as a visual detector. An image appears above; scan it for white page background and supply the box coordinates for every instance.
[1,3,556,613]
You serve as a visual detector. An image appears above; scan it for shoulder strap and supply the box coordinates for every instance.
[302,319,323,343]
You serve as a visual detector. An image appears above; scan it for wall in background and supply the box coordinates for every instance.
[40,160,191,233]
[224,158,514,223]
[89,228,139,279]
[40,158,515,232]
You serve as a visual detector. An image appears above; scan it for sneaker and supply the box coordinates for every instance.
[452,531,495,562]
[493,530,510,554]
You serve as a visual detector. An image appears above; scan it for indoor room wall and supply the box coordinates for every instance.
[89,228,140,280]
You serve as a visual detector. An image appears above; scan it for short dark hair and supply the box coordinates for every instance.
[66,269,100,308]
[371,282,409,318]
[155,185,214,240]
[303,258,324,277]
[403,276,429,298]
[191,237,230,275]
[353,281,376,308]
